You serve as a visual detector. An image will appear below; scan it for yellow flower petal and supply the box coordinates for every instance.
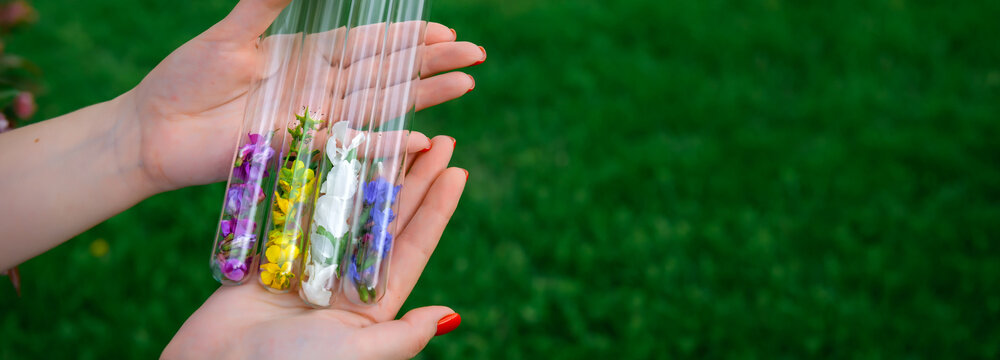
[265,245,282,263]
[272,211,286,226]
[260,269,275,286]
[276,196,291,214]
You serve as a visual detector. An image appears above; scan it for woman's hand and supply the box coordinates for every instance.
[0,0,483,274]
[163,136,466,360]
[121,0,482,191]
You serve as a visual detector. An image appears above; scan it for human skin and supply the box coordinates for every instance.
[164,135,468,359]
[0,0,481,268]
[0,0,482,358]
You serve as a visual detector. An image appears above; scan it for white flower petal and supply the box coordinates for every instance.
[327,160,357,200]
[325,136,340,162]
[310,230,336,262]
[331,121,348,144]
[348,131,365,151]
[301,264,338,307]
[314,195,349,238]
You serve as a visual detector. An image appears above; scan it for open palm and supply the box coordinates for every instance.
[125,0,481,358]
[164,135,466,359]
[122,0,481,191]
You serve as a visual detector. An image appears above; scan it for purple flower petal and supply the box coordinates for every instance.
[221,258,249,282]
[248,133,263,145]
[224,184,266,216]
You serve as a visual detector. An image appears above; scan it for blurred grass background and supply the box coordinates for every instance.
[3,0,1000,358]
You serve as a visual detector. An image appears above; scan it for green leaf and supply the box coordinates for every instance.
[316,226,336,245]
[279,167,293,180]
[357,209,370,226]
[360,253,378,270]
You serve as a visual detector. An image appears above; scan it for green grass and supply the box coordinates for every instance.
[3,0,1000,358]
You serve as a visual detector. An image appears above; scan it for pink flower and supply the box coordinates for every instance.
[0,1,36,28]
[13,92,35,119]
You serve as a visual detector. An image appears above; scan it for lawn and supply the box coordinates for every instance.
[2,0,999,358]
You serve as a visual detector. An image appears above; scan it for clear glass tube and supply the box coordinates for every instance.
[299,0,393,307]
[292,0,363,307]
[210,1,306,285]
[342,0,430,305]
[257,0,352,294]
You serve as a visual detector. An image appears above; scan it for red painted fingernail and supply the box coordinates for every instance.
[463,169,469,181]
[436,313,461,336]
[447,136,456,147]
[466,75,475,94]
[473,46,486,66]
[450,28,457,40]
[419,144,432,153]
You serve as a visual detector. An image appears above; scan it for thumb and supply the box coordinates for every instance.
[358,306,461,359]
[206,0,294,43]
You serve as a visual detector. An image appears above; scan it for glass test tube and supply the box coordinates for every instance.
[210,1,306,285]
[257,0,353,294]
[300,0,394,307]
[343,0,430,305]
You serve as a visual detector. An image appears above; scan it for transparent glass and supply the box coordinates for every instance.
[258,0,352,294]
[342,0,430,305]
[210,2,306,285]
[299,0,392,307]
[292,0,365,306]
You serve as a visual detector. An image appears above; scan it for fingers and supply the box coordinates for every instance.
[396,136,455,231]
[405,132,432,155]
[415,72,476,111]
[422,41,486,77]
[338,40,483,96]
[209,0,295,44]
[359,130,430,159]
[339,78,417,126]
[340,21,454,66]
[338,51,420,104]
[378,166,466,313]
[335,67,475,128]
[357,306,456,359]
[426,23,457,44]
[255,23,479,126]
[340,71,476,126]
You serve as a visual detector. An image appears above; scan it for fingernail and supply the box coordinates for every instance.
[466,75,475,94]
[463,169,469,181]
[450,28,457,40]
[436,313,461,336]
[473,46,486,66]
[419,144,432,153]
[447,136,456,148]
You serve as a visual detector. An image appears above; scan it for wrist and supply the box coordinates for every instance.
[100,90,164,200]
